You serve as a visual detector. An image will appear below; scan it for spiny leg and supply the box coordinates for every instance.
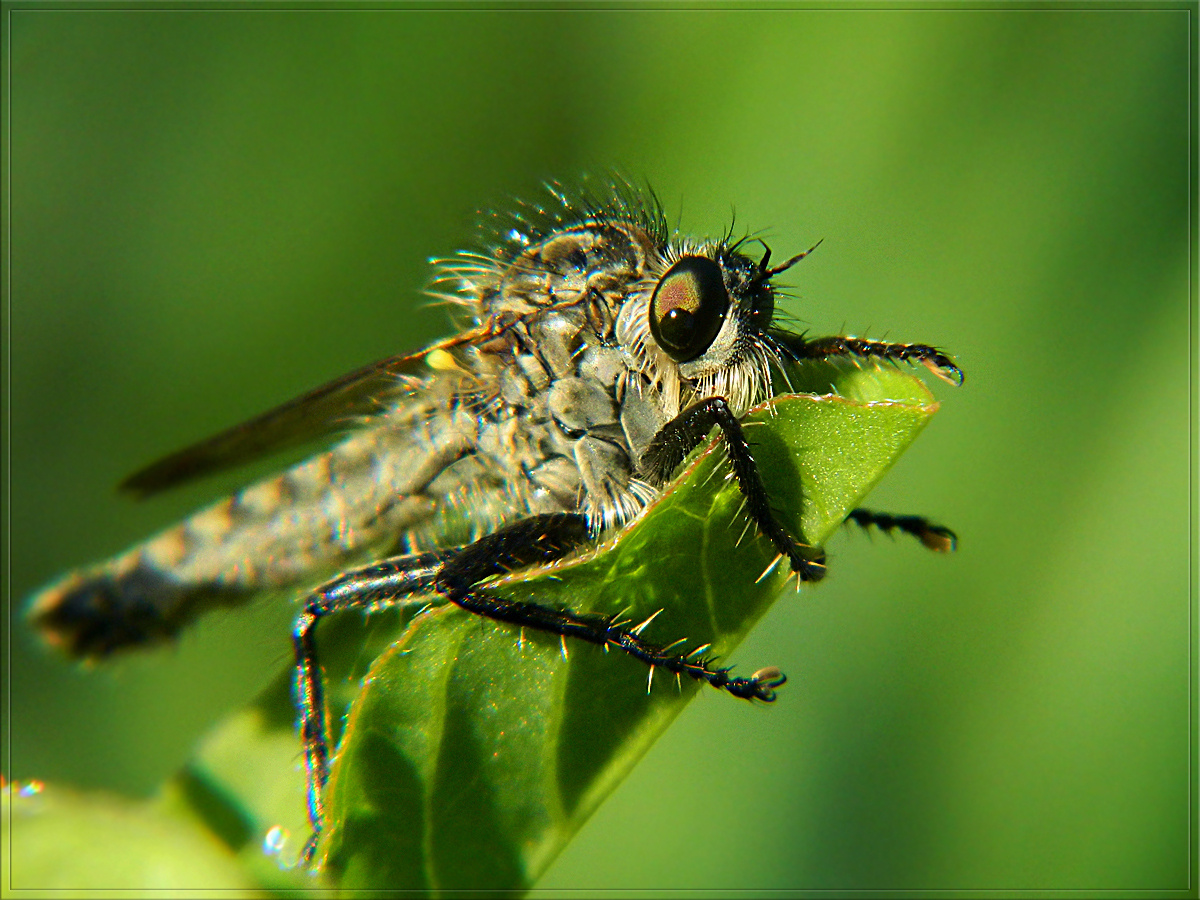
[440,587,787,703]
[639,396,827,583]
[295,515,594,864]
[294,548,458,864]
[450,587,787,700]
[297,512,792,865]
[427,514,782,698]
[774,333,964,386]
[432,515,787,702]
[845,508,957,553]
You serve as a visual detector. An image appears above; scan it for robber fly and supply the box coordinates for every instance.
[28,177,962,863]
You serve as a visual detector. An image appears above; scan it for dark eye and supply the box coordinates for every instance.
[649,256,730,362]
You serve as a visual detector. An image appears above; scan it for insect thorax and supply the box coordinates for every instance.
[421,210,782,542]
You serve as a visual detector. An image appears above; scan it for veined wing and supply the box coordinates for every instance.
[120,326,493,498]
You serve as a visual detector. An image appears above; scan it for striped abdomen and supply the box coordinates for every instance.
[27,399,481,659]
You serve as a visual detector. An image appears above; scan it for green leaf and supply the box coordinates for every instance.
[2,781,257,894]
[308,366,943,893]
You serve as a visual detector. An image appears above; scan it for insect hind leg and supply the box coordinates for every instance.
[447,584,789,702]
[294,547,458,865]
[436,515,789,703]
[295,513,591,865]
[298,511,791,866]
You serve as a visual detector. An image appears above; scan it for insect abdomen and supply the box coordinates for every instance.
[28,400,479,659]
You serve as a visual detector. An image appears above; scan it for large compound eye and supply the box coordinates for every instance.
[649,256,730,362]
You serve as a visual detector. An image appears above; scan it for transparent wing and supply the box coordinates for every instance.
[120,327,492,497]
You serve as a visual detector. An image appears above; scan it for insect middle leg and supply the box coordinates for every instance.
[845,508,958,552]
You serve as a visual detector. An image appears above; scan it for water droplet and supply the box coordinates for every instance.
[18,780,44,798]
[263,825,288,857]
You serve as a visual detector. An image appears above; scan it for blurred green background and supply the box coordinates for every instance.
[6,6,1193,895]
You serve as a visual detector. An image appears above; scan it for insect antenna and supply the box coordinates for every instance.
[756,238,824,281]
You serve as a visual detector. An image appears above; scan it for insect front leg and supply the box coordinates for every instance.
[779,333,965,386]
[639,397,827,584]
[294,548,457,865]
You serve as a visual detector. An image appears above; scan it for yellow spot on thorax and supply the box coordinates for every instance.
[425,348,464,373]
